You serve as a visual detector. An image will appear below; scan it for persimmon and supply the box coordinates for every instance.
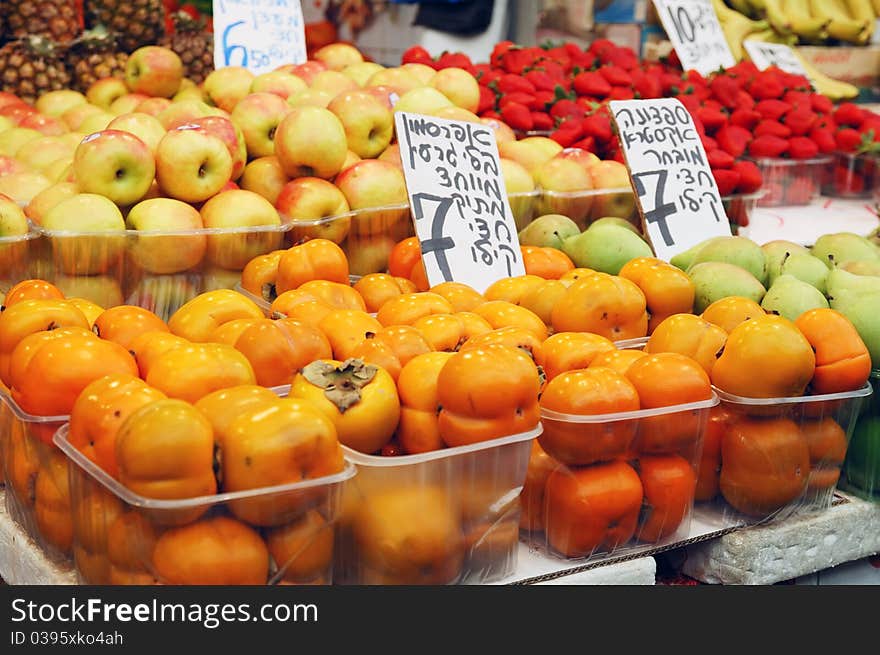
[376,292,453,327]
[387,236,422,279]
[349,325,431,382]
[645,313,728,376]
[7,326,97,393]
[472,300,548,341]
[270,289,334,321]
[33,448,73,554]
[240,249,285,303]
[801,417,849,491]
[3,279,64,308]
[412,313,468,352]
[129,331,189,379]
[559,267,597,283]
[233,318,332,387]
[194,384,281,449]
[297,279,366,311]
[146,342,256,403]
[429,281,485,312]
[208,317,263,346]
[6,421,39,508]
[551,272,648,341]
[352,273,414,313]
[106,510,158,585]
[318,309,383,360]
[695,406,730,501]
[93,305,169,350]
[275,238,349,294]
[618,257,695,333]
[543,460,644,558]
[794,308,872,395]
[588,347,648,374]
[483,275,546,305]
[70,479,123,557]
[700,296,765,333]
[519,439,558,533]
[518,279,570,326]
[635,455,697,543]
[521,245,575,279]
[542,332,616,382]
[408,260,430,292]
[396,351,455,454]
[167,289,264,343]
[266,510,335,583]
[539,367,641,466]
[66,297,104,327]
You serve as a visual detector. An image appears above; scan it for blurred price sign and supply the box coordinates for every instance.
[610,98,731,261]
[743,40,814,88]
[394,112,525,293]
[653,0,736,76]
[213,0,307,74]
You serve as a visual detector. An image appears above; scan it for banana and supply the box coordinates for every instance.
[872,0,880,16]
[783,0,832,40]
[720,11,771,60]
[746,0,768,12]
[810,0,872,43]
[728,0,759,17]
[844,0,877,41]
[764,0,795,34]
[745,27,798,44]
[791,50,861,100]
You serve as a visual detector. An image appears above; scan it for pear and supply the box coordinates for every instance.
[670,236,725,271]
[688,262,766,314]
[687,235,767,286]
[587,216,641,235]
[811,232,880,269]
[777,252,829,294]
[826,268,880,369]
[762,239,811,285]
[760,274,829,321]
[517,213,581,250]
[839,260,880,277]
[560,222,653,275]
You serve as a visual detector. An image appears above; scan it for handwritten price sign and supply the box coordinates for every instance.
[653,0,736,76]
[610,98,731,261]
[212,0,307,74]
[743,40,814,88]
[394,112,525,293]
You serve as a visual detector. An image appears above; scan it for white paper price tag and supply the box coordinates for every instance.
[743,40,814,87]
[609,98,732,261]
[213,0,307,74]
[394,112,525,293]
[653,0,736,76]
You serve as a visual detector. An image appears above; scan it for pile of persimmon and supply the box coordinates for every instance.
[643,301,872,519]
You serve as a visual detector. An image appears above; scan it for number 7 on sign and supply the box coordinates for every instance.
[632,169,677,247]
[411,192,456,282]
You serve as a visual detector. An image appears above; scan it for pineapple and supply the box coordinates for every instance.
[2,0,82,44]
[159,12,214,85]
[66,27,128,94]
[0,36,72,105]
[84,0,165,54]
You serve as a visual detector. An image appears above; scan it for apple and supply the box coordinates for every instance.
[401,63,436,85]
[0,192,29,236]
[54,274,124,308]
[309,70,359,97]
[0,102,36,124]
[501,157,537,230]
[18,113,67,136]
[134,97,172,117]
[172,84,206,103]
[155,125,234,203]
[61,103,105,131]
[429,67,479,113]
[203,66,256,113]
[345,234,397,277]
[276,177,351,244]
[286,88,334,109]
[185,114,248,181]
[0,115,14,132]
[533,157,594,228]
[341,149,361,173]
[342,62,386,87]
[86,77,129,110]
[334,159,408,237]
[0,171,51,206]
[199,189,283,270]
[0,126,42,156]
[589,160,637,221]
[430,106,481,123]
[109,93,149,116]
[498,138,558,174]
[327,90,394,159]
[14,135,76,172]
[43,157,75,183]
[0,155,28,176]
[73,129,155,206]
[249,71,307,100]
[239,156,288,205]
[230,92,291,159]
[125,46,184,98]
[378,143,402,168]
[42,193,127,275]
[156,99,223,130]
[313,43,364,71]
[35,90,87,118]
[0,92,23,108]
[126,197,207,274]
[276,60,328,84]
[363,85,399,110]
[0,192,31,274]
[77,111,115,134]
[126,273,200,320]
[106,112,166,154]
[555,147,600,174]
[366,68,422,95]
[24,181,79,225]
[274,106,348,179]
[393,87,453,115]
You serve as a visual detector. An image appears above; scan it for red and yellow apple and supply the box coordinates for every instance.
[73,129,155,206]
[125,46,184,98]
[126,197,207,274]
[275,177,351,243]
[155,125,234,203]
[274,106,348,180]
[200,189,283,270]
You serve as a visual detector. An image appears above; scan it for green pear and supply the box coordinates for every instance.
[760,274,829,321]
[762,239,811,285]
[777,252,829,294]
[517,214,581,250]
[688,262,766,314]
[561,223,653,275]
[826,268,880,369]
[811,232,880,269]
[587,216,641,235]
[687,235,767,285]
[839,260,880,277]
[670,236,725,271]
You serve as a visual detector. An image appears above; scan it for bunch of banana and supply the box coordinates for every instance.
[713,0,771,60]
[719,0,877,44]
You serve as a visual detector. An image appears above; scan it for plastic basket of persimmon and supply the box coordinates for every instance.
[0,228,42,299]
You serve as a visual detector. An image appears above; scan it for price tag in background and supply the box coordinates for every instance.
[394,112,525,294]
[609,98,732,262]
[652,0,736,76]
[743,40,815,89]
[212,0,307,74]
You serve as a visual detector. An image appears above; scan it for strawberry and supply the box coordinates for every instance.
[716,125,752,158]
[783,108,818,137]
[809,126,837,154]
[499,92,537,110]
[603,47,639,70]
[713,169,741,196]
[734,90,756,111]
[661,72,685,94]
[835,128,863,153]
[599,65,632,86]
[498,74,536,95]
[532,112,554,131]
[550,118,584,147]
[402,45,432,66]
[729,108,761,130]
[582,112,613,141]
[749,134,789,158]
[707,149,735,169]
[783,90,812,109]
[810,94,834,115]
[609,86,635,100]
[732,160,763,193]
[678,94,702,114]
[788,136,819,160]
[477,86,497,114]
[500,102,533,132]
[490,41,516,67]
[481,110,502,122]
[755,99,792,121]
[436,52,473,71]
[710,75,741,109]
[833,165,864,194]
[571,136,597,152]
[696,107,728,133]
[550,99,583,121]
[501,49,533,75]
[533,90,556,110]
[525,70,557,92]
[588,38,617,58]
[632,70,662,99]
[785,177,817,204]
[755,120,792,139]
[573,71,612,98]
[833,103,865,128]
[749,71,785,100]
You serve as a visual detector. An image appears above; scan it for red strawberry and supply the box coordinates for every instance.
[498,74,536,95]
[729,108,762,130]
[603,47,639,70]
[532,90,556,110]
[550,118,584,147]
[810,94,834,115]
[588,38,617,58]
[501,49,533,75]
[734,90,756,111]
[436,52,473,71]
[783,90,812,108]
[696,107,728,133]
[713,169,741,196]
[749,134,789,158]
[755,120,792,139]
[732,160,763,193]
[524,70,557,92]
[632,70,662,99]
[716,125,752,158]
[571,136,597,152]
[835,128,863,152]
[532,112,554,131]
[582,112,613,142]
[707,149,735,169]
[550,99,583,121]
[809,127,837,154]
[661,72,685,94]
[788,136,819,159]
[749,71,785,100]
[499,92,537,110]
[481,110,502,122]
[678,94,702,114]
[599,65,633,86]
[402,45,432,66]
[785,177,817,204]
[609,86,635,100]
[500,102,533,132]
[710,75,741,109]
[833,103,866,128]
[573,71,612,98]
[755,99,792,121]
[477,86,496,114]
[783,108,818,137]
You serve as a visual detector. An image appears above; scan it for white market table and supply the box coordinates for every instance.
[740,195,879,246]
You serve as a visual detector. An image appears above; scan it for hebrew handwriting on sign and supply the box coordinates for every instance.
[213,0,307,74]
[411,192,456,283]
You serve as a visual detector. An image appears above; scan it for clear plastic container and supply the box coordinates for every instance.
[723,191,766,234]
[54,424,356,585]
[822,151,880,199]
[748,155,832,207]
[840,370,880,502]
[509,187,638,232]
[704,383,873,525]
[0,230,42,299]
[522,395,719,562]
[334,426,540,585]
